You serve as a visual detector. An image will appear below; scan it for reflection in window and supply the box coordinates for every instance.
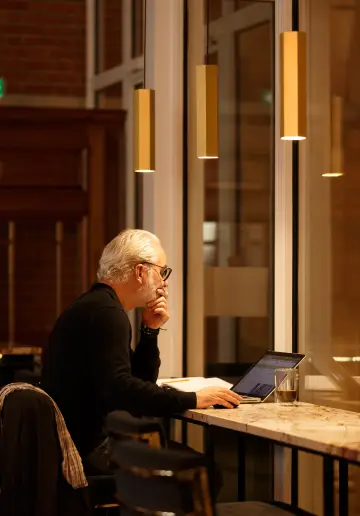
[0,222,9,344]
[203,222,217,266]
[300,1,360,512]
[203,1,275,375]
[203,221,217,242]
[302,0,360,408]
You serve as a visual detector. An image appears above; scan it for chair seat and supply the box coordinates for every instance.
[87,474,118,507]
[217,501,294,516]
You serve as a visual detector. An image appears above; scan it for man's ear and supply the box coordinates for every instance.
[135,264,145,284]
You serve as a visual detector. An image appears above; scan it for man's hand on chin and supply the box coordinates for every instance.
[142,287,169,330]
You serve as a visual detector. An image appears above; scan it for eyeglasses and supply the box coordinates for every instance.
[141,262,172,281]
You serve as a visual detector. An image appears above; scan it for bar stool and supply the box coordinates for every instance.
[104,411,314,516]
[111,439,295,516]
[106,410,166,448]
[87,475,120,514]
[89,411,165,514]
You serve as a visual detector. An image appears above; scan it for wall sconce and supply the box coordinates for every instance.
[134,88,155,173]
[280,31,307,141]
[323,96,344,178]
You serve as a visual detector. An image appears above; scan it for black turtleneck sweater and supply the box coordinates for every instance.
[41,283,196,457]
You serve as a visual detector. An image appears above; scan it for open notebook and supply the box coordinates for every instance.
[157,377,232,393]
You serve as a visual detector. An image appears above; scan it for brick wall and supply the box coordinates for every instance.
[0,0,86,98]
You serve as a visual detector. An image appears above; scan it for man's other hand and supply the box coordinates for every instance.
[196,387,242,409]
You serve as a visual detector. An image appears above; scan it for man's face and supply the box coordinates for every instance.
[140,246,168,304]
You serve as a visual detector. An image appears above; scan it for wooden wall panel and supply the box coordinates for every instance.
[0,222,9,344]
[88,125,105,281]
[0,189,87,217]
[61,220,84,311]
[0,107,126,350]
[14,221,57,347]
[0,149,83,187]
[0,127,87,151]
[105,127,124,242]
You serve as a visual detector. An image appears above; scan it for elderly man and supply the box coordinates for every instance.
[42,229,240,472]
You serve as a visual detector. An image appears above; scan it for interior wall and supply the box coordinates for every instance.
[0,0,86,106]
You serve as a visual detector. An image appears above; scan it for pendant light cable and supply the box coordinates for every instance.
[196,0,218,159]
[134,0,154,173]
[205,0,210,65]
[143,0,147,88]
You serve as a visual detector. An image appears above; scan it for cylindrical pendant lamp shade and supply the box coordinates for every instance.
[196,65,219,159]
[134,88,155,172]
[323,96,344,177]
[280,31,307,141]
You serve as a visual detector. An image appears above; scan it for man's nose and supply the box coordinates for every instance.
[163,280,169,288]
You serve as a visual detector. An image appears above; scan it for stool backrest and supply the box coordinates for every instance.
[106,410,166,449]
[112,439,214,516]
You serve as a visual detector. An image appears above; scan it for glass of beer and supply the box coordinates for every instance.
[275,368,299,404]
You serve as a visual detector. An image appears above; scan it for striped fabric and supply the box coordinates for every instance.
[0,383,88,489]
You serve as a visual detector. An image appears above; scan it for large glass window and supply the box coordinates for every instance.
[203,1,275,379]
[209,0,222,21]
[96,0,123,73]
[91,1,145,237]
[299,0,360,512]
[132,0,144,58]
[96,82,122,110]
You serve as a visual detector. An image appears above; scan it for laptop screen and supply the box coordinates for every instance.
[232,351,305,399]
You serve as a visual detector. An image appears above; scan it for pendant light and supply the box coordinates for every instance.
[280,31,307,141]
[196,0,218,159]
[323,96,344,178]
[134,0,155,173]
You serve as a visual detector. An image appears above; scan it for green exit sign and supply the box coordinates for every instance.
[0,78,4,99]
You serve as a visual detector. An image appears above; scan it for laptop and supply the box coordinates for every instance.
[220,350,306,406]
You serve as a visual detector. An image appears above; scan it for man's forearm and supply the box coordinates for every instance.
[131,334,160,382]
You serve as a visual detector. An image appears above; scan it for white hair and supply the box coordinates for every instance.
[97,229,161,283]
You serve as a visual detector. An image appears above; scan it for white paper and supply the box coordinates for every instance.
[157,376,232,392]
